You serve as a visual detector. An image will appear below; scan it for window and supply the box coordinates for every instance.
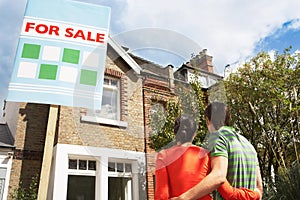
[198,75,208,88]
[51,145,144,199]
[82,76,128,127]
[187,71,209,88]
[108,177,132,200]
[149,102,166,137]
[68,159,97,171]
[67,158,97,200]
[95,77,120,120]
[108,162,132,174]
[108,161,133,200]
[0,168,7,200]
[67,175,95,200]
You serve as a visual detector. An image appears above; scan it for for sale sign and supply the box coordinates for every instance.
[7,0,111,109]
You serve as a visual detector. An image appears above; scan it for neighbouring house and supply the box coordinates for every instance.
[2,37,221,199]
[0,121,14,200]
[174,49,223,91]
[131,54,175,199]
[135,49,222,200]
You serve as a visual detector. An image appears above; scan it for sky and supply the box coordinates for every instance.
[1,0,300,119]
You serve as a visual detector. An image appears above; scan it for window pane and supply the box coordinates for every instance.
[125,163,132,173]
[97,88,118,120]
[0,179,4,200]
[88,161,96,171]
[111,79,118,86]
[69,159,77,170]
[108,162,115,172]
[67,175,95,200]
[86,77,120,121]
[79,160,87,170]
[0,168,6,200]
[104,78,109,85]
[0,168,7,178]
[117,163,124,172]
[108,177,132,200]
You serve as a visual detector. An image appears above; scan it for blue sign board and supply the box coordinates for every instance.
[7,0,111,109]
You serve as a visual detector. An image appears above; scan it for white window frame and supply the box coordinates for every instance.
[50,144,144,200]
[107,160,134,200]
[0,152,13,200]
[108,160,133,178]
[81,76,128,128]
[66,156,98,199]
[187,71,208,88]
[67,156,98,176]
[100,77,121,120]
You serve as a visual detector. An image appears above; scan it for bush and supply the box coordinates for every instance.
[264,163,300,200]
[11,175,38,200]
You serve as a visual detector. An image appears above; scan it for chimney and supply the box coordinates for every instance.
[190,49,214,73]
[167,64,175,92]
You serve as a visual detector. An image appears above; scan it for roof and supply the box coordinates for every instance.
[108,36,142,74]
[176,63,223,79]
[0,123,14,148]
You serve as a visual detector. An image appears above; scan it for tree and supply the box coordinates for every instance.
[223,48,300,189]
[149,72,208,151]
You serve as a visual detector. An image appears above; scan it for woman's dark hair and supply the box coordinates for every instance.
[174,114,197,144]
[204,102,232,130]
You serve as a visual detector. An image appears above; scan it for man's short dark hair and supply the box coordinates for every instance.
[204,102,232,130]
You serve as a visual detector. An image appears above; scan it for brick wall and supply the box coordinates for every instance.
[143,76,174,200]
[7,103,49,199]
[57,57,145,152]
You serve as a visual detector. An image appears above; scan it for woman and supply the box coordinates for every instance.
[155,114,260,200]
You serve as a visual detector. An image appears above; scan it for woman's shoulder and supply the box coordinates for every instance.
[187,145,210,158]
[189,145,208,151]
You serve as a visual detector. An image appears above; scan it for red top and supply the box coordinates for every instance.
[155,145,260,200]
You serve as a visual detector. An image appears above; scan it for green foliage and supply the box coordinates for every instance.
[11,175,38,200]
[149,100,180,150]
[264,163,300,200]
[208,81,227,103]
[149,71,207,151]
[189,76,208,146]
[224,47,300,188]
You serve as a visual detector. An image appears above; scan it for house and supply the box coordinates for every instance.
[174,49,223,90]
[2,37,221,199]
[3,37,146,200]
[0,121,14,200]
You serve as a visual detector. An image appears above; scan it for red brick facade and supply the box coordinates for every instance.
[142,75,174,200]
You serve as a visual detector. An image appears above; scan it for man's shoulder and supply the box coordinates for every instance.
[218,126,236,135]
[209,126,236,142]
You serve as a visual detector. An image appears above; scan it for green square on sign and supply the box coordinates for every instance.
[80,69,97,86]
[62,48,80,64]
[39,64,58,80]
[22,43,41,59]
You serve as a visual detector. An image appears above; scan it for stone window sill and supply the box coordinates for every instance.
[81,115,128,128]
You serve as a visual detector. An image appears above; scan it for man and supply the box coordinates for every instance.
[171,102,263,200]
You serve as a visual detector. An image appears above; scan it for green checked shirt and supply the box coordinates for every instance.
[208,126,258,200]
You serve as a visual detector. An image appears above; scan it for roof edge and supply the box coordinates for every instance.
[108,36,142,74]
